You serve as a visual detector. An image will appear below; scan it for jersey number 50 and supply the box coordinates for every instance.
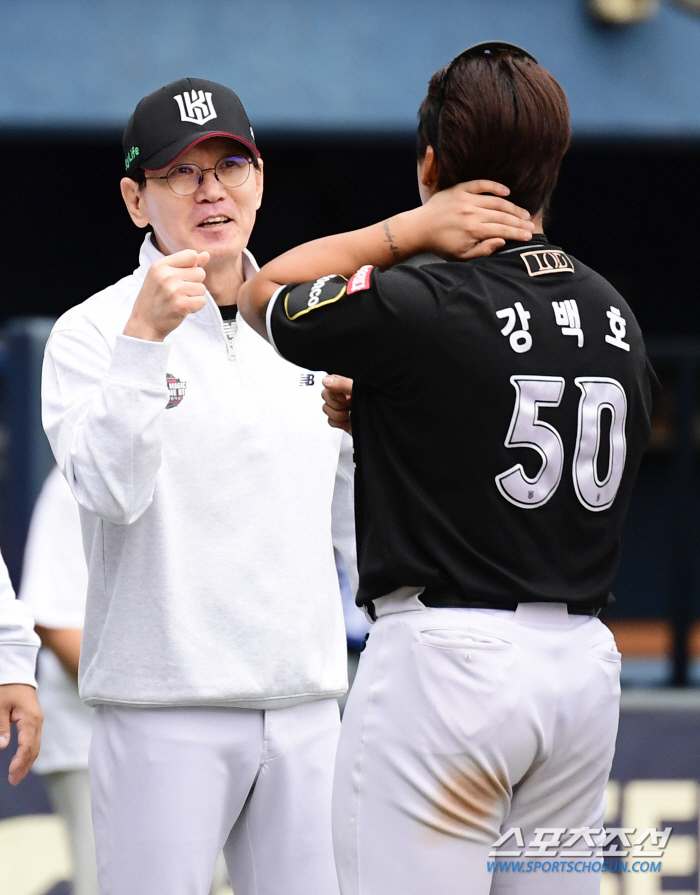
[495,375,627,512]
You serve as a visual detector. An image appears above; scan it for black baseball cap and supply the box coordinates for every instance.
[122,77,259,174]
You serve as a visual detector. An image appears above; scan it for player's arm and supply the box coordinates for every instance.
[43,250,212,527]
[238,180,534,339]
[19,467,87,686]
[43,326,169,526]
[35,626,82,680]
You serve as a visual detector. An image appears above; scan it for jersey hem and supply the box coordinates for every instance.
[81,688,348,710]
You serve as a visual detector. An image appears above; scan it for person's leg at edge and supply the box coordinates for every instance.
[44,768,100,895]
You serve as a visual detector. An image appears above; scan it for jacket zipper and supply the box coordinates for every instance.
[223,316,238,362]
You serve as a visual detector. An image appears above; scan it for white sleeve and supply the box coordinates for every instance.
[19,467,88,630]
[331,431,358,596]
[0,549,39,687]
[42,327,171,525]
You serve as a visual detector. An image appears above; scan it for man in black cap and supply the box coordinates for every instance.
[42,77,355,895]
[41,78,531,895]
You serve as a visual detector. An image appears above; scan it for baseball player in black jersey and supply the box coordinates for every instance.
[239,42,654,895]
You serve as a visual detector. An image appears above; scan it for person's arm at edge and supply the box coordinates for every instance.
[238,180,534,340]
[0,683,43,785]
[0,553,42,785]
[35,626,81,680]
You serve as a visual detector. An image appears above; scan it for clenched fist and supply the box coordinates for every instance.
[124,249,211,341]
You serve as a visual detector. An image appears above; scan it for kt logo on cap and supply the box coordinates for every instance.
[174,90,217,126]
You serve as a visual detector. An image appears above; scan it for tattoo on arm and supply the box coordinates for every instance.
[383,221,402,263]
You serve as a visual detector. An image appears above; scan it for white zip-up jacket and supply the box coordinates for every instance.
[42,235,355,709]
[0,549,39,687]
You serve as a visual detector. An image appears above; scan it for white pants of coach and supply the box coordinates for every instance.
[89,699,341,895]
[333,595,621,895]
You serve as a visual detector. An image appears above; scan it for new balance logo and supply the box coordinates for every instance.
[173,90,217,125]
[300,373,315,386]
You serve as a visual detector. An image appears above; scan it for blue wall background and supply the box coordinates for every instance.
[2,0,700,136]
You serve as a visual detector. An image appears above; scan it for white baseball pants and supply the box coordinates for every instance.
[333,597,621,895]
[89,699,341,895]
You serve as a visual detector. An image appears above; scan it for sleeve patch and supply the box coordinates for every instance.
[284,275,348,321]
[347,265,374,294]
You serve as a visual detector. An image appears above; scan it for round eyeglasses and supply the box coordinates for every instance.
[146,155,254,196]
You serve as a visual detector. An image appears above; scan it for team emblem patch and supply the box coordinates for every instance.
[166,373,187,409]
[173,90,217,125]
[347,265,374,294]
[284,275,347,321]
[521,249,574,277]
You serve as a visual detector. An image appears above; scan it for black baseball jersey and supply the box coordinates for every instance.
[268,236,654,610]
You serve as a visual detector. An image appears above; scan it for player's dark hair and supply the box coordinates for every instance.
[417,51,571,217]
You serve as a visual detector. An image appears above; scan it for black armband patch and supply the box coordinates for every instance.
[283,275,348,321]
